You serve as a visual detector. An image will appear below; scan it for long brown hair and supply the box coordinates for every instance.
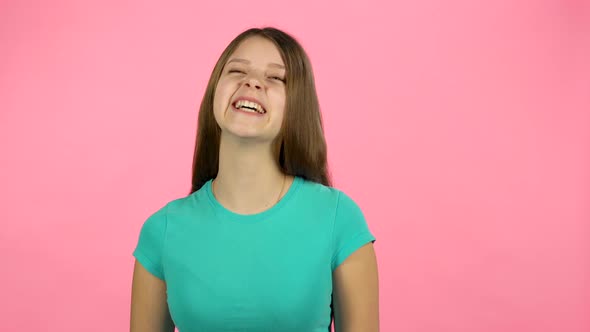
[189,27,331,194]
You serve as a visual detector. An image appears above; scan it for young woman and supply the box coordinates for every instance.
[130,27,379,332]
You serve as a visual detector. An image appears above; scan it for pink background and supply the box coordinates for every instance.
[1,0,589,331]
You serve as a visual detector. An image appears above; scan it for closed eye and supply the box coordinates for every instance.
[269,76,285,82]
[228,69,245,74]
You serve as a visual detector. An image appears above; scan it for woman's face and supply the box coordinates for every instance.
[213,36,287,142]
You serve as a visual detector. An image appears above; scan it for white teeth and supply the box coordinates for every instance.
[235,100,265,114]
[239,107,258,113]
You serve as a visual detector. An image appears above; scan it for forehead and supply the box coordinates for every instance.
[227,36,285,68]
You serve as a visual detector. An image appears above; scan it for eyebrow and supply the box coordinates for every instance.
[226,58,285,69]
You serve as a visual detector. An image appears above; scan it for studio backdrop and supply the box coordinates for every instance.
[1,0,588,331]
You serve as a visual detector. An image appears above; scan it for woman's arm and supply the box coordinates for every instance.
[332,242,380,332]
[130,259,175,332]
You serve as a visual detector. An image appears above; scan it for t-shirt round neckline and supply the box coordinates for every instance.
[205,176,302,223]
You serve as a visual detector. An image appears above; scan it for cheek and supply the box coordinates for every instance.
[271,89,287,113]
[215,79,242,105]
[213,82,231,111]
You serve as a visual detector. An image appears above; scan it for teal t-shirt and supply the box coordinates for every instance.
[132,176,376,332]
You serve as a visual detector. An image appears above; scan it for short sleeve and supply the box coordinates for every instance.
[331,191,376,271]
[132,204,168,280]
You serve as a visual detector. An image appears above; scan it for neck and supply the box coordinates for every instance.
[213,134,287,214]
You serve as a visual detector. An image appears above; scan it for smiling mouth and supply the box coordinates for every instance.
[232,100,266,114]
[230,104,263,117]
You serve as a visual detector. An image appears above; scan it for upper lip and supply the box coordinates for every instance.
[232,96,266,112]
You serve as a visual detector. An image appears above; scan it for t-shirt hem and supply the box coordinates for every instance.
[331,231,376,271]
[133,249,165,280]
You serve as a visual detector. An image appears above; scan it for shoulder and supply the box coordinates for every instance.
[298,177,361,210]
[161,188,207,217]
[138,193,198,234]
[297,176,341,200]
[146,195,187,218]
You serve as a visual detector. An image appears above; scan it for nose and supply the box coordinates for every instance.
[243,73,263,90]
